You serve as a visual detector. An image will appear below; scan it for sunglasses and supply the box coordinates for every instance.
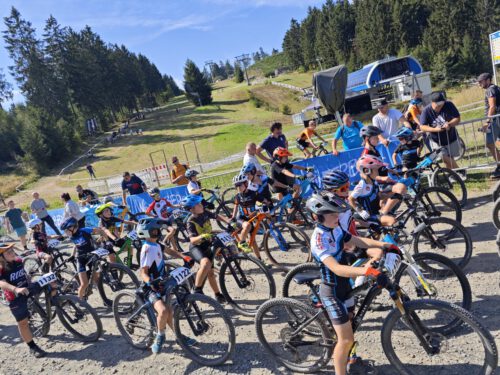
[235,182,247,188]
[333,184,350,193]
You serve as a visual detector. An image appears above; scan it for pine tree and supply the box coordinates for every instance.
[315,1,337,69]
[234,64,244,83]
[224,59,234,77]
[259,47,268,59]
[183,59,212,106]
[300,7,320,70]
[282,19,304,69]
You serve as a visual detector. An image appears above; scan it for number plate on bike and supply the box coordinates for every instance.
[127,230,138,240]
[91,248,109,257]
[47,239,60,247]
[385,253,402,276]
[216,232,234,246]
[170,267,192,285]
[37,272,57,287]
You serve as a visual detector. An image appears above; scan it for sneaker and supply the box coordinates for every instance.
[457,170,467,181]
[347,356,377,374]
[193,287,204,295]
[176,334,197,347]
[29,345,47,358]
[151,333,166,354]
[215,293,227,304]
[237,241,252,254]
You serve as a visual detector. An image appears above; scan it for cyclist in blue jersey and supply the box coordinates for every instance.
[307,192,398,375]
[392,127,422,170]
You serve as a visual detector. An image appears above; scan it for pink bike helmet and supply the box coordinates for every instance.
[356,155,387,172]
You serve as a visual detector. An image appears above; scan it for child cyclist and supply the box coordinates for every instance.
[392,127,422,170]
[94,202,138,262]
[296,119,328,158]
[0,243,47,358]
[348,156,397,227]
[28,218,55,271]
[181,194,232,304]
[185,169,214,210]
[138,220,196,354]
[145,187,179,251]
[270,147,313,200]
[241,163,273,205]
[60,217,105,299]
[306,192,398,375]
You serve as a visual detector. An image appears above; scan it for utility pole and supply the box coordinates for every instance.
[235,54,251,85]
[316,56,323,71]
[204,60,216,83]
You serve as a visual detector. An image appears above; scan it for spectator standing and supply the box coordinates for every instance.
[419,92,463,175]
[121,172,147,205]
[332,113,364,155]
[256,122,288,163]
[61,193,85,229]
[170,156,189,186]
[243,142,266,175]
[30,192,63,237]
[76,185,100,206]
[372,100,413,146]
[477,72,500,179]
[86,163,96,179]
[4,200,28,250]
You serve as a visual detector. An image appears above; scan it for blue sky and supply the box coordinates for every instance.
[0,0,324,105]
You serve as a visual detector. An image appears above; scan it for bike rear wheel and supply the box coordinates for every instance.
[97,262,140,307]
[174,293,235,366]
[282,263,321,303]
[23,257,41,277]
[255,297,333,373]
[174,227,191,254]
[219,254,276,316]
[414,186,462,225]
[215,200,234,231]
[56,294,103,342]
[113,291,156,350]
[382,299,497,375]
[263,223,311,271]
[431,167,467,207]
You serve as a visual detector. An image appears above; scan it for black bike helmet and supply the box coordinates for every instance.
[322,170,349,190]
[359,125,382,138]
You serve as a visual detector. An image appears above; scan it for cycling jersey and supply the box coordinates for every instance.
[339,210,357,236]
[146,198,173,220]
[69,227,95,256]
[187,181,201,195]
[351,179,381,216]
[140,241,165,280]
[0,258,29,302]
[394,139,422,169]
[271,161,295,187]
[186,211,217,237]
[99,216,123,237]
[297,128,317,141]
[311,224,352,301]
[33,231,49,254]
[234,189,258,218]
[248,176,273,203]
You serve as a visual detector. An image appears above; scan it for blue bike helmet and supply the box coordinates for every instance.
[181,194,203,210]
[60,217,78,231]
[322,170,349,190]
[241,162,257,175]
[395,127,414,140]
[185,169,198,179]
[410,98,423,106]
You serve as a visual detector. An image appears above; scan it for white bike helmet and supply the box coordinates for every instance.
[28,218,42,229]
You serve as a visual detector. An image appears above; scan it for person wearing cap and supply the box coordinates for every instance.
[121,171,147,205]
[76,185,100,206]
[478,72,500,179]
[256,122,288,164]
[419,92,462,174]
[170,156,189,186]
[372,100,413,147]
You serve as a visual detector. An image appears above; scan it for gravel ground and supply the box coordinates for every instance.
[0,191,499,375]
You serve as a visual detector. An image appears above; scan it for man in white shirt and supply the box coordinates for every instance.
[243,142,266,175]
[372,100,412,146]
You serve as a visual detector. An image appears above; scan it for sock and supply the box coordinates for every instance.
[194,286,203,293]
[157,329,166,336]
[27,340,37,349]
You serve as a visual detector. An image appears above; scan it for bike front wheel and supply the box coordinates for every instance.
[97,262,140,307]
[431,167,467,207]
[28,293,50,337]
[255,297,333,373]
[56,294,103,342]
[382,299,497,375]
[219,254,276,316]
[414,186,462,225]
[174,293,235,366]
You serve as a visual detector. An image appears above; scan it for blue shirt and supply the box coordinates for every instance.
[121,175,145,195]
[334,121,363,150]
[260,134,287,158]
[70,227,95,256]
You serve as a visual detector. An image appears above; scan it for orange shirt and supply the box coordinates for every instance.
[407,105,421,124]
[297,127,317,141]
[171,164,189,185]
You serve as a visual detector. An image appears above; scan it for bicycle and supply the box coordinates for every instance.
[59,247,140,307]
[27,271,103,342]
[202,188,233,230]
[113,266,235,366]
[22,239,74,277]
[255,260,497,374]
[293,142,330,162]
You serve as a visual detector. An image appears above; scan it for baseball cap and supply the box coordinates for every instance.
[0,243,15,255]
[172,156,179,163]
[430,92,446,103]
[377,99,388,109]
[477,72,492,82]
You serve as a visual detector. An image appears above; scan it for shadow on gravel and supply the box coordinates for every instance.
[471,295,500,332]
[464,252,500,275]
[464,194,490,210]
[0,324,23,345]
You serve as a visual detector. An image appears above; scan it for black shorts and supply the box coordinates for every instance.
[319,283,355,325]
[143,285,165,305]
[9,284,42,322]
[189,242,214,264]
[274,186,292,195]
[296,139,311,151]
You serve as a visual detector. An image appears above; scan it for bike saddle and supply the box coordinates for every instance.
[293,272,321,285]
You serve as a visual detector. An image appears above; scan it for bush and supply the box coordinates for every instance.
[281,104,292,115]
[248,90,263,108]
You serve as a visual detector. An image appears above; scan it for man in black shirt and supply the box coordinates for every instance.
[76,185,100,205]
[478,73,500,179]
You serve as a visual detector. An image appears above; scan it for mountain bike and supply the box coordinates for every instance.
[22,240,74,277]
[255,261,497,374]
[202,188,233,230]
[27,272,102,342]
[293,142,330,162]
[59,248,140,307]
[113,266,235,366]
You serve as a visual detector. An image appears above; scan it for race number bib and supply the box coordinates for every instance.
[127,230,138,240]
[91,248,110,257]
[37,272,57,287]
[216,232,234,246]
[385,253,402,276]
[47,239,60,248]
[170,267,192,285]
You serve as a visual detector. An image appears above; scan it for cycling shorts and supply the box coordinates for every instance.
[319,283,355,325]
[9,284,42,322]
[296,139,311,151]
[189,242,214,264]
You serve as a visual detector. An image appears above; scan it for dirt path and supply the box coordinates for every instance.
[0,191,499,374]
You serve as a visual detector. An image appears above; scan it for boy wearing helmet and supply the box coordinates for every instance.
[241,162,281,206]
[270,147,312,200]
[307,192,398,375]
[392,127,423,169]
[181,194,232,304]
[139,220,196,354]
[60,217,105,299]
[95,203,138,262]
[0,243,47,358]
[146,187,176,221]
[348,156,397,227]
[185,169,214,210]
[28,218,55,269]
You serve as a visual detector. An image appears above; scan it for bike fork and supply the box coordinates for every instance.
[269,226,289,251]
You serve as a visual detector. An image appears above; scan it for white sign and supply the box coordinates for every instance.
[490,31,500,85]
